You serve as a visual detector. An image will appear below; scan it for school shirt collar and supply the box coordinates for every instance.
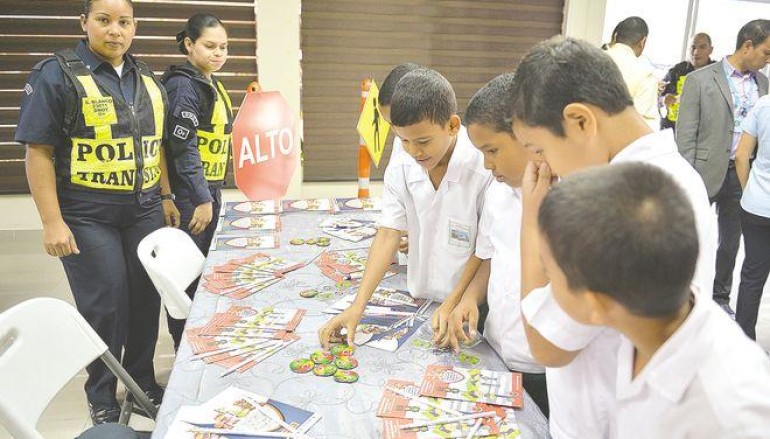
[405,125,470,184]
[611,129,678,165]
[616,292,710,403]
[75,39,136,76]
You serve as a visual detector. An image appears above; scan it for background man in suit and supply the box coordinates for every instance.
[677,19,770,314]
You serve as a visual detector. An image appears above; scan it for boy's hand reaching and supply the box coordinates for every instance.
[431,297,460,347]
[445,297,480,352]
[317,304,365,350]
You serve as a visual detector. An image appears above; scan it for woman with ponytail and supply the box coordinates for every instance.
[160,13,232,349]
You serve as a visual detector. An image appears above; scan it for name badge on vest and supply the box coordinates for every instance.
[448,219,471,249]
[82,96,118,127]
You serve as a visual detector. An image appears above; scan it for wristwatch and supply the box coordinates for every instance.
[160,193,176,201]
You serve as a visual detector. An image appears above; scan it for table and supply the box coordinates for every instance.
[152,208,551,438]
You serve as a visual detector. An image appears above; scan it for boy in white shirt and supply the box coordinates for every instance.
[429,73,549,416]
[378,63,421,256]
[318,68,492,348]
[508,37,717,438]
[536,162,770,439]
[378,63,420,163]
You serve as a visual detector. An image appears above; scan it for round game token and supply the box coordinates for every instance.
[333,370,359,383]
[316,241,331,247]
[313,363,337,377]
[289,358,314,374]
[310,350,334,364]
[317,237,330,243]
[299,289,318,298]
[334,356,358,370]
[290,238,304,245]
[330,344,354,357]
[305,238,317,245]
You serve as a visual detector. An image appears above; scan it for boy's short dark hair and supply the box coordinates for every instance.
[510,37,633,137]
[379,63,421,107]
[538,162,698,317]
[735,19,770,51]
[390,68,457,127]
[464,73,515,135]
[613,16,649,46]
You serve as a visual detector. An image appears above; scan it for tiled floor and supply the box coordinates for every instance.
[0,230,174,438]
[1,202,769,438]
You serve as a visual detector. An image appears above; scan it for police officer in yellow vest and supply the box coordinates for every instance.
[15,0,171,424]
[160,13,233,349]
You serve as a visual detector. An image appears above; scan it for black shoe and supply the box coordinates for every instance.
[145,387,164,406]
[130,386,164,417]
[89,403,120,425]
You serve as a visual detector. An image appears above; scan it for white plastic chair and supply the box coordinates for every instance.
[137,227,205,320]
[0,298,158,439]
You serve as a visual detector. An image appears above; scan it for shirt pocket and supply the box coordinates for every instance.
[445,217,474,255]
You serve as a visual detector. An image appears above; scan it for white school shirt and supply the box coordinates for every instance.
[380,126,492,301]
[615,294,770,439]
[520,129,717,439]
[476,182,543,374]
[390,136,403,163]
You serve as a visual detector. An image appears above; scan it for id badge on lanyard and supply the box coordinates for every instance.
[726,70,756,133]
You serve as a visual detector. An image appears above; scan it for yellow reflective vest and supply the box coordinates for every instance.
[55,49,166,193]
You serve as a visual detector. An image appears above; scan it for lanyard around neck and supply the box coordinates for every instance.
[724,66,756,117]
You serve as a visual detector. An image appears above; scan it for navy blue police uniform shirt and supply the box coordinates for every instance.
[163,62,215,206]
[15,40,140,203]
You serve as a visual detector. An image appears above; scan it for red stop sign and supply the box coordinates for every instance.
[232,90,298,200]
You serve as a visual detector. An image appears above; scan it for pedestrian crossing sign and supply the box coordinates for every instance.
[356,80,391,168]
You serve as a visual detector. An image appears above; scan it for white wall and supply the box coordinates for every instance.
[563,0,608,45]
[255,0,303,198]
[602,0,691,67]
[696,0,770,61]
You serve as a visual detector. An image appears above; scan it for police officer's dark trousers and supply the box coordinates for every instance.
[59,192,163,406]
[167,186,221,349]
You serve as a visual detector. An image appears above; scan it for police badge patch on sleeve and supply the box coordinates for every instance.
[180,111,199,127]
[173,125,190,140]
[23,83,33,95]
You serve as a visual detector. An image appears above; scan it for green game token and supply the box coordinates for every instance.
[334,356,358,370]
[305,238,317,245]
[330,344,354,357]
[299,289,318,298]
[317,237,330,244]
[458,351,481,366]
[289,358,314,374]
[316,241,331,247]
[313,363,337,377]
[290,238,304,245]
[333,370,359,383]
[310,350,334,364]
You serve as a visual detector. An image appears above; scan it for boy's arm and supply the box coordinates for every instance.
[432,255,483,347]
[317,227,401,349]
[444,258,490,351]
[735,133,757,189]
[736,103,761,190]
[520,161,580,367]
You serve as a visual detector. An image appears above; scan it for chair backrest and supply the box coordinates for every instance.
[0,298,108,439]
[137,227,205,319]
